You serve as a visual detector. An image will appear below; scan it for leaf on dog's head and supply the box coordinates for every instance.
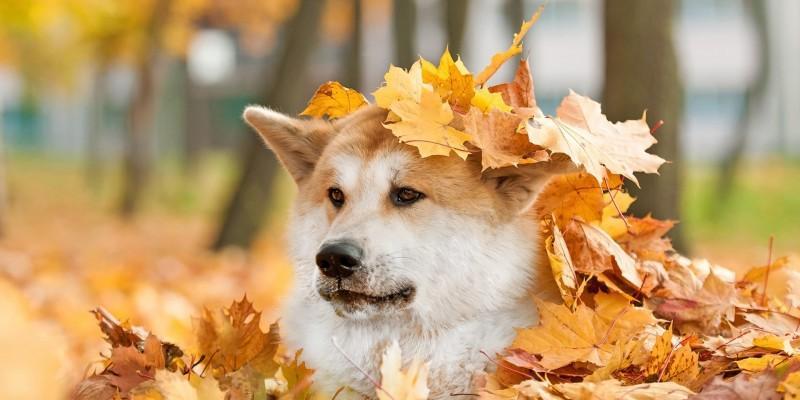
[384,89,472,159]
[373,62,430,109]
[463,107,547,170]
[527,91,665,186]
[489,59,539,113]
[379,341,430,400]
[475,5,543,85]
[300,81,368,119]
[421,48,475,112]
[471,88,512,113]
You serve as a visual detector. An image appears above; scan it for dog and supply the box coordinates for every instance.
[243,104,563,399]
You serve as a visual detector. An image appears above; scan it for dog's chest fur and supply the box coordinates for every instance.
[283,291,538,398]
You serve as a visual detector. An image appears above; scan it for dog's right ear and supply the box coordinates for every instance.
[243,106,335,184]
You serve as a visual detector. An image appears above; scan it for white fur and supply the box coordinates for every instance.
[282,150,542,399]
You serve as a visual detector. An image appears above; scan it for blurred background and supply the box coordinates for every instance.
[0,0,798,397]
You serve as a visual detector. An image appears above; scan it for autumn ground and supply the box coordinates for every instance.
[0,153,798,398]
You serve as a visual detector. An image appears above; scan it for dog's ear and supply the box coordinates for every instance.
[482,157,578,215]
[243,106,335,184]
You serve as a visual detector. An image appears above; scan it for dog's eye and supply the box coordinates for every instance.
[392,187,424,206]
[328,188,345,208]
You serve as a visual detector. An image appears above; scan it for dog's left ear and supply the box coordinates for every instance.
[243,106,335,184]
[482,158,577,214]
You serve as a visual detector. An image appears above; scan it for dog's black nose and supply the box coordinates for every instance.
[316,241,363,279]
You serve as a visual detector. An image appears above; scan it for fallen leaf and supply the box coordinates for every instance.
[463,107,546,170]
[384,89,472,159]
[644,329,699,386]
[545,223,578,307]
[378,341,430,400]
[691,371,781,400]
[489,59,539,112]
[475,6,543,85]
[527,91,665,186]
[373,62,430,108]
[563,220,643,289]
[471,87,513,113]
[194,297,280,377]
[554,379,693,400]
[300,81,368,119]
[421,48,475,111]
[512,298,655,369]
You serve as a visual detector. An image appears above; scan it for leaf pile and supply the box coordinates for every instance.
[480,172,800,399]
[72,297,313,400]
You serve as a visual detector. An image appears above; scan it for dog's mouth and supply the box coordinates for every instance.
[319,285,416,315]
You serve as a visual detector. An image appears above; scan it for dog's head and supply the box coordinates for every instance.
[245,105,560,325]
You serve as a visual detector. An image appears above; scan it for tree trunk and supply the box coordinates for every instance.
[118,1,171,216]
[393,0,417,68]
[445,0,469,55]
[212,0,325,250]
[602,0,687,252]
[86,63,107,192]
[343,0,362,90]
[0,102,7,237]
[715,0,769,205]
[181,59,206,174]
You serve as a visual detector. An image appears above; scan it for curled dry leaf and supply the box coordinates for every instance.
[527,91,665,186]
[464,107,547,170]
[489,59,539,113]
[300,81,368,119]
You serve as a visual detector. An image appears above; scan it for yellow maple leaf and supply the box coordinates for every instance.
[385,89,472,159]
[779,370,800,398]
[475,5,543,85]
[527,91,665,186]
[193,297,280,377]
[130,370,225,400]
[471,87,513,113]
[644,329,699,386]
[512,298,656,370]
[554,379,694,400]
[378,341,430,400]
[420,48,475,111]
[463,107,547,170]
[373,62,430,108]
[300,81,368,119]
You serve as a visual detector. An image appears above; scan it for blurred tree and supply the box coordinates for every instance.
[118,0,172,216]
[343,0,362,90]
[716,0,769,205]
[393,0,417,67]
[602,0,686,252]
[445,0,469,55]
[212,0,324,249]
